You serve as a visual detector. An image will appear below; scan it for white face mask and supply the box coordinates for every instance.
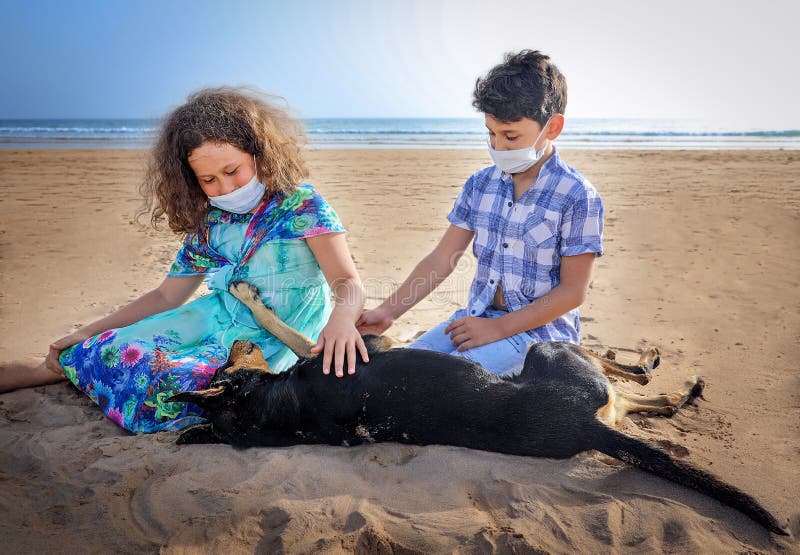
[207,155,265,213]
[208,174,266,214]
[487,119,551,174]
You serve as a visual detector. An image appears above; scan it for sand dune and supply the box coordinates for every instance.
[1,149,798,552]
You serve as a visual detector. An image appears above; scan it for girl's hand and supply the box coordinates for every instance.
[311,316,369,378]
[444,316,504,352]
[355,306,395,336]
[44,331,90,377]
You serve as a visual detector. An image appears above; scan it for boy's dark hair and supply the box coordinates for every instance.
[473,50,567,125]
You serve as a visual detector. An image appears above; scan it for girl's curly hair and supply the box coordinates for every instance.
[139,86,309,235]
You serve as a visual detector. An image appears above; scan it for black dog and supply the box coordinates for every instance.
[170,333,786,535]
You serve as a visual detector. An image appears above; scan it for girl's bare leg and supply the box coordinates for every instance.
[0,360,66,393]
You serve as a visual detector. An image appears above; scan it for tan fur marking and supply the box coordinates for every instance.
[375,335,393,352]
[611,376,702,424]
[224,341,272,374]
[595,384,618,427]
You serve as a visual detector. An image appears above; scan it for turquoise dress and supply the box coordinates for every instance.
[60,184,344,434]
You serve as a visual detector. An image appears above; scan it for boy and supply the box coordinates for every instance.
[357,50,604,375]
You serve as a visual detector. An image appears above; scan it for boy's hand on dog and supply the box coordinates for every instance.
[311,316,369,378]
[45,331,91,376]
[445,316,503,352]
[355,307,394,335]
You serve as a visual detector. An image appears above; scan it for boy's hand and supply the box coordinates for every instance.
[355,306,394,336]
[444,316,504,352]
[312,315,369,378]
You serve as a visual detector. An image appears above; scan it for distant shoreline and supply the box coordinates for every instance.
[2,117,798,150]
[1,143,798,151]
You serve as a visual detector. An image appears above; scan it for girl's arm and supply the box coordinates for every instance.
[45,275,205,375]
[357,225,475,335]
[305,232,368,377]
[445,253,596,351]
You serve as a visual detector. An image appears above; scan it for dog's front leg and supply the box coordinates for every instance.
[228,281,316,359]
[176,423,220,444]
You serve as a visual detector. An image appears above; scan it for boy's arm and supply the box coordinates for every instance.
[357,225,474,334]
[446,253,595,351]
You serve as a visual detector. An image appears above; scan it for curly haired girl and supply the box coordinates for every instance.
[2,87,367,433]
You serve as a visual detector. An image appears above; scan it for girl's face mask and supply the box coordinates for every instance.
[207,173,266,213]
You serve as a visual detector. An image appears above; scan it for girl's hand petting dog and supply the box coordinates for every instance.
[311,315,369,378]
[45,331,90,376]
[445,316,504,352]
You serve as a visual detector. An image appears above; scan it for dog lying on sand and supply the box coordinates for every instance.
[169,281,786,535]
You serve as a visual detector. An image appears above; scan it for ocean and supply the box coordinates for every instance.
[0,118,798,150]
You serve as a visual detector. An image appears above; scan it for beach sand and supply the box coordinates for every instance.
[1,148,798,552]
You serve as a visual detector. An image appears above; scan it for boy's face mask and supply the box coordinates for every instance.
[487,118,551,174]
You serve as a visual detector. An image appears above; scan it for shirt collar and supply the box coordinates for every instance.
[499,145,562,186]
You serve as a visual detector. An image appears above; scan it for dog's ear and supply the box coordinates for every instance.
[168,385,227,407]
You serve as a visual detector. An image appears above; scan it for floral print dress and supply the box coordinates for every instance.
[60,184,345,434]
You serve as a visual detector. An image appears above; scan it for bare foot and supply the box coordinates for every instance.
[0,360,66,393]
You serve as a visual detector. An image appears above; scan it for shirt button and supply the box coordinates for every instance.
[471,310,476,315]
[507,201,512,207]
[503,242,508,248]
[489,279,495,284]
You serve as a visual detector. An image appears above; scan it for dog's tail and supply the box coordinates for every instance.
[590,423,787,535]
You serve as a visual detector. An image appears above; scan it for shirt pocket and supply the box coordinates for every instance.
[524,213,558,250]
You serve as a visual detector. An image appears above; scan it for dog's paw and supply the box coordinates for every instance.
[641,346,661,369]
[176,423,219,444]
[229,280,261,302]
[650,347,661,369]
[602,349,617,360]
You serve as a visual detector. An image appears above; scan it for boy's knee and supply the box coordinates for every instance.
[459,341,525,376]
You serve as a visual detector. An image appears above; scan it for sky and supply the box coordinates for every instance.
[2,0,799,127]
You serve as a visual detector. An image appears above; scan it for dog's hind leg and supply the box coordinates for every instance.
[579,346,661,385]
[229,281,315,359]
[611,376,704,426]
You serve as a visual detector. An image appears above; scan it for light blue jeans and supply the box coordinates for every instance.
[407,308,536,376]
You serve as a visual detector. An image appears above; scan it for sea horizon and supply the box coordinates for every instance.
[1,117,798,150]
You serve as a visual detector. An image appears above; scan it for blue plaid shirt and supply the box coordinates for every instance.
[447,147,604,343]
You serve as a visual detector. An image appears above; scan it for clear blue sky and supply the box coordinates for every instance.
[2,0,799,127]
